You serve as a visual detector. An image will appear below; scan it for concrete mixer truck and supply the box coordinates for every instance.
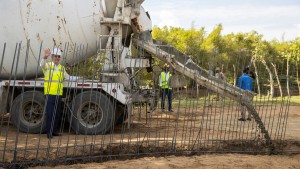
[0,0,261,140]
[0,0,154,135]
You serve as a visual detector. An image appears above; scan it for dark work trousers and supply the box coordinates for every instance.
[45,95,62,136]
[161,88,172,111]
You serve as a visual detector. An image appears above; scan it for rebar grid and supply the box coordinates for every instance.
[0,41,298,168]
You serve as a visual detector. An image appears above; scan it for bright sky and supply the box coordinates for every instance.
[142,0,300,41]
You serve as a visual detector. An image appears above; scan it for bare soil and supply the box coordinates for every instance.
[30,154,300,169]
[0,105,299,168]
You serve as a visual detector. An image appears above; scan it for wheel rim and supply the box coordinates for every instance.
[22,101,44,126]
[78,102,104,128]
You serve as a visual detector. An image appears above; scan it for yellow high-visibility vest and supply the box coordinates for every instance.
[44,62,64,95]
[161,71,172,89]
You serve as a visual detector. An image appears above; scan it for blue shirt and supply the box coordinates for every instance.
[238,74,253,91]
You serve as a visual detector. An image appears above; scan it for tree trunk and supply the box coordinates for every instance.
[233,64,236,86]
[296,53,300,95]
[287,56,290,97]
[271,62,283,97]
[253,60,261,96]
[261,59,274,98]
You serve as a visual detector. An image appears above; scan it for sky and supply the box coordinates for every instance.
[142,0,300,41]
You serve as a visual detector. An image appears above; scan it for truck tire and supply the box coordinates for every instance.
[11,91,46,133]
[70,91,115,135]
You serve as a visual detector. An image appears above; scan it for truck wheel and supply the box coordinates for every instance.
[11,91,46,133]
[70,91,115,135]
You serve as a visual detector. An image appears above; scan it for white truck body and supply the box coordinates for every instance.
[0,0,151,79]
[0,0,153,135]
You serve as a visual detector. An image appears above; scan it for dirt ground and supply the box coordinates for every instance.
[1,105,300,168]
[28,106,300,169]
[30,154,300,169]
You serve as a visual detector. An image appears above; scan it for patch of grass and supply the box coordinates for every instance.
[169,95,300,108]
[254,95,300,106]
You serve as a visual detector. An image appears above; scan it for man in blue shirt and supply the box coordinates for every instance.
[237,67,253,121]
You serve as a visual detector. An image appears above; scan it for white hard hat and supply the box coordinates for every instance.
[163,63,169,68]
[51,48,62,56]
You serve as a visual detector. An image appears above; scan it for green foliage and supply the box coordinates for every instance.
[65,53,104,80]
[152,24,299,93]
[152,25,205,54]
[201,24,224,52]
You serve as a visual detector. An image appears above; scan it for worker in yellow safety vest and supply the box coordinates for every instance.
[40,47,80,139]
[159,64,173,112]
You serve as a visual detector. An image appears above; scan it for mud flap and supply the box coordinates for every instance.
[0,86,9,115]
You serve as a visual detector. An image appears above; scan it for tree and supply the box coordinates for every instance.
[289,38,300,94]
[271,62,283,97]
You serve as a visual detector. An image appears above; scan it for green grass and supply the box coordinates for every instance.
[170,95,300,108]
[253,95,300,106]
